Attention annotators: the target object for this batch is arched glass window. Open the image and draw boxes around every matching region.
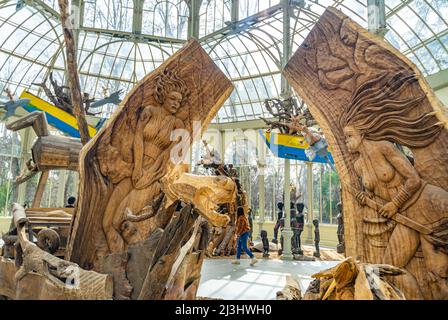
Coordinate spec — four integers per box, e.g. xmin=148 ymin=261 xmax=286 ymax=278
xmin=199 ymin=0 xmax=232 ymax=37
xmin=83 ymin=0 xmax=134 ymax=32
xmin=238 ymin=0 xmax=280 ymax=20
xmin=142 ymin=0 xmax=189 ymax=39
xmin=0 ymin=122 xmax=21 ymax=216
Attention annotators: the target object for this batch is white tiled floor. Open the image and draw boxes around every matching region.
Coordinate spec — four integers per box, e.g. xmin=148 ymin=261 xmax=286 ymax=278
xmin=197 ymin=258 xmax=339 ymax=300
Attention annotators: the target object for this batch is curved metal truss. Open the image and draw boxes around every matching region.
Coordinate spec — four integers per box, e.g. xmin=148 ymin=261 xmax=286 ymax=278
xmin=0 ymin=0 xmax=447 ymax=123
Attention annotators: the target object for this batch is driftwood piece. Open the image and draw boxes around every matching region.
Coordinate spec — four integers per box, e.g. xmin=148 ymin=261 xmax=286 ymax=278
xmin=161 ymin=165 xmax=235 ymax=227
xmin=276 ymin=276 xmax=302 ymax=300
xmin=283 ymin=7 xmax=448 ymax=300
xmin=58 ymin=0 xmax=91 ymax=145
xmin=66 ymin=38 xmax=233 ymax=273
xmin=303 ymin=257 xmax=406 ymax=300
xmin=6 ymin=111 xmax=49 ymax=137
xmin=126 ymin=229 xmax=163 ymax=300
xmin=32 ymin=171 xmax=49 ymax=208
xmin=31 ymin=135 xmax=81 ymax=171
xmin=7 ymin=112 xmax=82 ymax=186
xmin=0 ymin=204 xmax=113 ymax=300
xmin=100 ymin=252 xmax=132 ymax=300
xmin=215 ymin=225 xmax=236 ymax=256
xmin=138 ymin=205 xmax=198 ymax=300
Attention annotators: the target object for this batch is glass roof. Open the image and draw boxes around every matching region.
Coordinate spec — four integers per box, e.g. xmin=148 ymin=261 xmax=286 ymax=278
xmin=0 ymin=0 xmax=447 ymax=124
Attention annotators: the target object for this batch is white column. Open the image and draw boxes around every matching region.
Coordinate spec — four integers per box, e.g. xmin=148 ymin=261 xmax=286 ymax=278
xmin=231 ymin=0 xmax=239 ymax=22
xmin=281 ymin=158 xmax=294 ymax=260
xmin=367 ymin=0 xmax=388 ymax=37
xmin=17 ymin=127 xmax=33 ymax=205
xmin=57 ymin=170 xmax=67 ymax=207
xmin=306 ymin=162 xmax=313 ymax=243
xmin=188 ymin=0 xmax=201 ymax=39
xmin=257 ymin=164 xmax=266 ymax=239
xmin=280 ymin=0 xmax=294 ymax=260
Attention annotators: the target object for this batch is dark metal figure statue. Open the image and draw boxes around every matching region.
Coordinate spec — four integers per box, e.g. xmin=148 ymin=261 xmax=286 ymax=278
xmin=313 ymin=219 xmax=321 ymax=258
xmin=261 ymin=230 xmax=270 ymax=258
xmin=273 ymin=202 xmax=284 ymax=244
xmin=295 ymin=202 xmax=305 ymax=255
xmin=336 ymin=201 xmax=345 ymax=254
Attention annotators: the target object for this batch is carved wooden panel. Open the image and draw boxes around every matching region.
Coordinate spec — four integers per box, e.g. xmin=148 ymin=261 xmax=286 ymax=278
xmin=66 ymin=39 xmax=234 ymax=269
xmin=284 ymin=7 xmax=448 ymax=299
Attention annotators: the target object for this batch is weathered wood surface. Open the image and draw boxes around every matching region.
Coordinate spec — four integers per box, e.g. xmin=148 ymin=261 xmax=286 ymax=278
xmin=62 ymin=39 xmax=232 ymax=299
xmin=6 ymin=111 xmax=49 ymax=137
xmin=303 ymin=257 xmax=405 ymax=300
xmin=6 ymin=112 xmax=81 ymax=186
xmin=32 ymin=135 xmax=81 ymax=171
xmin=0 ymin=204 xmax=113 ymax=300
xmin=276 ymin=276 xmax=302 ymax=300
xmin=32 ymin=171 xmax=49 ymax=208
xmin=284 ymin=7 xmax=448 ymax=300
xmin=58 ymin=0 xmax=91 ymax=145
xmin=67 ymin=39 xmax=233 ymax=267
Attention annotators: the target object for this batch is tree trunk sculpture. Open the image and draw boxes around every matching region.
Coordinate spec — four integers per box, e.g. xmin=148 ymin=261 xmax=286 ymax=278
xmin=58 ymin=0 xmax=91 ymax=145
xmin=283 ymin=7 xmax=448 ymax=300
xmin=65 ymin=39 xmax=233 ymax=299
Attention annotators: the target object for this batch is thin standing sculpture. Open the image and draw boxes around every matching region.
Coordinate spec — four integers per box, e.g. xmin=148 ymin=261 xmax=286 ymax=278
xmin=296 ymin=202 xmax=305 ymax=255
xmin=273 ymin=202 xmax=284 ymax=244
xmin=313 ymin=219 xmax=321 ymax=258
xmin=284 ymin=7 xmax=448 ymax=299
xmin=261 ymin=230 xmax=270 ymax=258
xmin=336 ymin=202 xmax=345 ymax=254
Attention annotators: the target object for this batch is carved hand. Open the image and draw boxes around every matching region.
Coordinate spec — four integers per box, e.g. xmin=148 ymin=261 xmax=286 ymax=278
xmin=378 ymin=202 xmax=398 ymax=219
xmin=355 ymin=191 xmax=370 ymax=205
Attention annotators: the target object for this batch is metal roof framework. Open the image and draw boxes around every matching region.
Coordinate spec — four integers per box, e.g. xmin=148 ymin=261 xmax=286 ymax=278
xmin=0 ymin=0 xmax=447 ymax=123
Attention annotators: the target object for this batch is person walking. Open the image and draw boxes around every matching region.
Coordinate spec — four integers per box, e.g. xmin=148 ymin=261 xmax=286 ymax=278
xmin=232 ymin=207 xmax=258 ymax=266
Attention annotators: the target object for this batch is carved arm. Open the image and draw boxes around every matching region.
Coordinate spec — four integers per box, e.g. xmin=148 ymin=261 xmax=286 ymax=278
xmin=132 ymin=107 xmax=152 ymax=184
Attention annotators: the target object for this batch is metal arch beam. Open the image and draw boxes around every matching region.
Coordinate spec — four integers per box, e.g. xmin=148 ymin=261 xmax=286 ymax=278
xmin=209 ymin=118 xmax=269 ymax=131
xmin=24 ymin=0 xmax=60 ymax=20
xmin=199 ymin=3 xmax=284 ymax=43
xmin=385 ymin=0 xmax=415 ymax=18
xmin=401 ymin=29 xmax=448 ymax=57
xmin=79 ymin=26 xmax=186 ymax=44
xmin=77 ymin=38 xmax=173 ymax=72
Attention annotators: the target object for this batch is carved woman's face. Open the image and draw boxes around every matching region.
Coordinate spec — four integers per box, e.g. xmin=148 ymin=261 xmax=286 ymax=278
xmin=163 ymin=91 xmax=183 ymax=114
xmin=343 ymin=126 xmax=363 ymax=153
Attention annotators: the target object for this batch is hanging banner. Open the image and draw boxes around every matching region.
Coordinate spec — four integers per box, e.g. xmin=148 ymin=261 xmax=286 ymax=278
xmin=259 ymin=129 xmax=334 ymax=164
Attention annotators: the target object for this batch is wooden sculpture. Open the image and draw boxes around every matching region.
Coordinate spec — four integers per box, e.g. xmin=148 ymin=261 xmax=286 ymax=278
xmin=161 ymin=164 xmax=235 ymax=227
xmin=64 ymin=39 xmax=233 ymax=299
xmin=6 ymin=111 xmax=82 ymax=208
xmin=284 ymin=7 xmax=448 ymax=300
xmin=303 ymin=257 xmax=406 ymax=300
xmin=196 ymin=141 xmax=250 ymax=257
xmin=276 ymin=276 xmax=302 ymax=300
xmin=0 ymin=204 xmax=112 ymax=300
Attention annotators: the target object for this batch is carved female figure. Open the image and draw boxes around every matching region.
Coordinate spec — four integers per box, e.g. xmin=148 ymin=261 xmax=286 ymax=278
xmin=102 ymin=69 xmax=190 ymax=254
xmin=340 ymin=71 xmax=448 ymax=299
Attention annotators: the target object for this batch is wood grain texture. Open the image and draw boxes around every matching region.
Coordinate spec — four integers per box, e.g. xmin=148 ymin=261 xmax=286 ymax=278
xmin=0 ymin=204 xmax=113 ymax=300
xmin=276 ymin=276 xmax=302 ymax=300
xmin=58 ymin=0 xmax=91 ymax=145
xmin=66 ymin=38 xmax=233 ymax=276
xmin=283 ymin=7 xmax=448 ymax=299
xmin=304 ymin=257 xmax=405 ymax=300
